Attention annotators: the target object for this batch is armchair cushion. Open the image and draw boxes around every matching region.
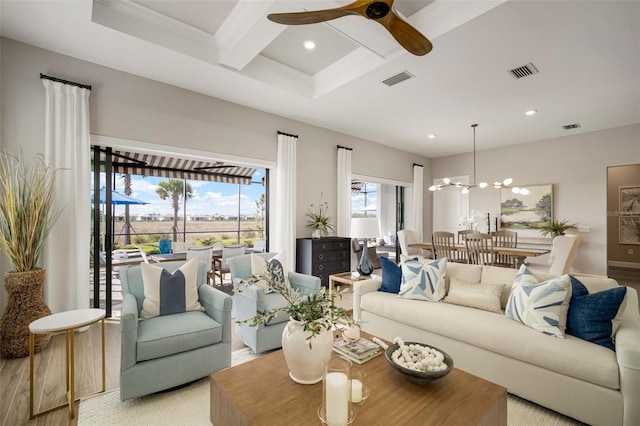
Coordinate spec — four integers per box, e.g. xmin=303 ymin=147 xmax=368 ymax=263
xmin=137 ymin=310 xmax=223 ymax=361
xmin=140 ymin=258 xmax=203 ymax=320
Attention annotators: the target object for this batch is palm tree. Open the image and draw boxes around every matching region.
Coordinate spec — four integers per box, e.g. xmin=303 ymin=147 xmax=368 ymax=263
xmin=156 ymin=179 xmax=193 ymax=241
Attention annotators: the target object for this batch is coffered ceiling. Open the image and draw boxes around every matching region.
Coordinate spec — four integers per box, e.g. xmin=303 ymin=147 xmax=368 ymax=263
xmin=1 ymin=1 xmax=639 ymax=157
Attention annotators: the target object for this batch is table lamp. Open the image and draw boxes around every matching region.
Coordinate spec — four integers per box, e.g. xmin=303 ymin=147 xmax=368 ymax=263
xmin=350 ymin=217 xmax=380 ymax=276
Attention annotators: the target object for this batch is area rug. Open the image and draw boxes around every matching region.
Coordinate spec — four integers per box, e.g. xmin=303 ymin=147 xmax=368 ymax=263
xmin=77 ymin=347 xmax=259 ymax=426
xmin=79 ymin=348 xmax=581 ymax=425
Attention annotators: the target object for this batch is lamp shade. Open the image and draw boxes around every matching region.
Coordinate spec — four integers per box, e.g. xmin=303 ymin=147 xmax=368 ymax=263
xmin=350 ymin=217 xmax=380 ymax=239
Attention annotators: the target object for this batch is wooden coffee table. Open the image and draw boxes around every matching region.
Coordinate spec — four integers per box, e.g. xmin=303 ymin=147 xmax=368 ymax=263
xmin=210 ymin=338 xmax=506 ymax=425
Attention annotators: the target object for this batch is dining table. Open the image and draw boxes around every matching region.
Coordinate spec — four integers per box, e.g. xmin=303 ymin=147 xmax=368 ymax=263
xmin=408 ymin=242 xmax=550 ymax=268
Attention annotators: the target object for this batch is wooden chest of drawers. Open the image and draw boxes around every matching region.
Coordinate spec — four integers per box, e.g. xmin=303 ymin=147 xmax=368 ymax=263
xmin=296 ymin=237 xmax=351 ymax=286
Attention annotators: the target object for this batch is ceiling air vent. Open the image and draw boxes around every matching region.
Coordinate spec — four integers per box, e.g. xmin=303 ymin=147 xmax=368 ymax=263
xmin=563 ymin=123 xmax=581 ymax=130
xmin=383 ymin=71 xmax=414 ymax=87
xmin=508 ymin=62 xmax=539 ymax=79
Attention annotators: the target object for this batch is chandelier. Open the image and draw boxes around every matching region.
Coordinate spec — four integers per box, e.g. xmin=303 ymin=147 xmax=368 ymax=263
xmin=428 ymin=124 xmax=529 ymax=195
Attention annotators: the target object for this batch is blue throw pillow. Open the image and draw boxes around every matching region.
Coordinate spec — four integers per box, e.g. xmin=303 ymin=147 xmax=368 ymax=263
xmin=566 ymin=276 xmax=627 ymax=351
xmin=378 ymin=256 xmax=402 ymax=294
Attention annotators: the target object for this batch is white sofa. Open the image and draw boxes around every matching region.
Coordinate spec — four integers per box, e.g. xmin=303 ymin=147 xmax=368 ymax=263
xmin=353 ymin=262 xmax=640 ymax=426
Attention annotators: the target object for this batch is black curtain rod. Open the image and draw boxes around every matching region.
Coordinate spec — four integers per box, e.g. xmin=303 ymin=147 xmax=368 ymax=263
xmin=40 ymin=73 xmax=92 ymax=91
xmin=277 ymin=130 xmax=298 ymax=138
xmin=337 ymin=145 xmax=353 ymax=151
xmin=413 ymin=163 xmax=424 ymax=168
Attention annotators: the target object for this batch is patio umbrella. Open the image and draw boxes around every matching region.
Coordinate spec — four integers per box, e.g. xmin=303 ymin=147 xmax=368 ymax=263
xmin=93 ymin=188 xmax=148 ymax=205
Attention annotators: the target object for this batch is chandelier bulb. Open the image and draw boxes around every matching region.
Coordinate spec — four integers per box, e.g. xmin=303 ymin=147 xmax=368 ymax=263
xmin=429 ymin=185 xmax=437 ymax=191
xmin=520 ymin=188 xmax=531 ymax=195
xmin=503 ymin=178 xmax=513 ymax=186
xmin=512 ymin=187 xmax=521 ymax=194
xmin=461 ymin=187 xmax=470 ymax=194
xmin=479 ymin=182 xmax=488 ymax=189
xmin=443 ymin=177 xmax=451 ymax=185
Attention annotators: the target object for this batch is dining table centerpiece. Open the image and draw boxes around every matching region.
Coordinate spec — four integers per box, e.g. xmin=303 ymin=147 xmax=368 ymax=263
xmin=238 ymin=262 xmax=355 ymax=384
xmin=0 ymin=153 xmax=62 ymax=358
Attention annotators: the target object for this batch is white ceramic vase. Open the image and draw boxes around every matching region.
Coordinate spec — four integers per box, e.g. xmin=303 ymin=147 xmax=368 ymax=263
xmin=282 ymin=318 xmax=333 ymax=384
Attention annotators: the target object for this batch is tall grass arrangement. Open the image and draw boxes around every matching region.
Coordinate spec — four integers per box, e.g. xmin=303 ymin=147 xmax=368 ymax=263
xmin=0 ymin=153 xmax=62 ymax=272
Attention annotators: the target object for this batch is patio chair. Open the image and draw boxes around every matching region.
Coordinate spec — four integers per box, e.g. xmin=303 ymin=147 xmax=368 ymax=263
xmin=213 ymin=244 xmax=246 ymax=286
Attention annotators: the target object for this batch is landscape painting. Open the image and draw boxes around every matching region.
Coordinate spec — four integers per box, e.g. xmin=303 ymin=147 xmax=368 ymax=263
xmin=500 ymin=184 xmax=553 ymax=230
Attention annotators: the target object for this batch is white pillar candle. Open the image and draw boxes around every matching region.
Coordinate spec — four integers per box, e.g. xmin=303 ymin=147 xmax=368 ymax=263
xmin=350 ymin=379 xmax=362 ymax=403
xmin=326 ymin=372 xmax=348 ymax=425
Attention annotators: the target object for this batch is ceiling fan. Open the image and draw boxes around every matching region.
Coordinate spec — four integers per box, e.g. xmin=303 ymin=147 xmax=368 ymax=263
xmin=267 ymin=0 xmax=432 ymax=56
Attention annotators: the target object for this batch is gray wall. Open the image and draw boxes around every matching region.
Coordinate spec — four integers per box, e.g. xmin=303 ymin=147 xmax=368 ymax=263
xmin=0 ymin=37 xmax=431 ymax=312
xmin=431 ymin=124 xmax=640 ymax=275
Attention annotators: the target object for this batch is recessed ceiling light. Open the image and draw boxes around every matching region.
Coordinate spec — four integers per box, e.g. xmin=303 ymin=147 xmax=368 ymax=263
xmin=428 ymin=134 xmax=436 ymax=139
xmin=303 ymin=40 xmax=316 ymax=50
xmin=525 ymin=110 xmax=537 ymax=116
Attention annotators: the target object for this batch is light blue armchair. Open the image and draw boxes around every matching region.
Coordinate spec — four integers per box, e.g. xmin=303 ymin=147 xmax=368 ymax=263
xmin=229 ymin=252 xmax=321 ymax=353
xmin=119 ymin=261 xmax=232 ymax=400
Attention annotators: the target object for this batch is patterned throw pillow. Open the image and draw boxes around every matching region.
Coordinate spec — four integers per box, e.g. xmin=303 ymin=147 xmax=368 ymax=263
xmin=566 ymin=276 xmax=627 ymax=351
xmin=505 ymin=265 xmax=572 ymax=338
xmin=398 ymin=257 xmax=447 ymax=301
xmin=444 ymin=277 xmax=505 ymax=314
xmin=251 ymin=252 xmax=290 ymax=292
xmin=140 ymin=258 xmax=204 ymax=320
xmin=378 ymin=256 xmax=403 ymax=294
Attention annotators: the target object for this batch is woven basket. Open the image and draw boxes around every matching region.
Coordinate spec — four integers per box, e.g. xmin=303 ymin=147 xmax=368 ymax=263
xmin=0 ymin=269 xmax=52 ymax=358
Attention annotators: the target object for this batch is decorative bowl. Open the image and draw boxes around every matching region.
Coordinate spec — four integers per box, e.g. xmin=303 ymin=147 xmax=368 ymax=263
xmin=384 ymin=342 xmax=454 ymax=385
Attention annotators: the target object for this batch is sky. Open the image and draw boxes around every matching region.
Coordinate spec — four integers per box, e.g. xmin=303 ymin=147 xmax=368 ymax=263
xmin=98 ymin=170 xmax=265 ymax=217
xmin=97 ymin=170 xmax=378 ymax=217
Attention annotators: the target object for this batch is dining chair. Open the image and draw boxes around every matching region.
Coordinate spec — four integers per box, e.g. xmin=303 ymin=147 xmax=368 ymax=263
xmin=431 ymin=232 xmax=464 ymax=263
xmin=491 ymin=230 xmax=518 ymax=268
xmin=465 ymin=233 xmax=493 ymax=265
xmin=528 ymin=235 xmax=582 ymax=276
xmin=213 ymin=244 xmax=246 ymax=286
xmin=186 ymin=246 xmax=214 ymax=285
xmin=456 ymin=230 xmax=474 ymax=263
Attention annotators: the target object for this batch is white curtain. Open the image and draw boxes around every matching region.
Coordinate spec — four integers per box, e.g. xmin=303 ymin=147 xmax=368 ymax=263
xmin=271 ymin=132 xmax=297 ymax=271
xmin=336 ymin=147 xmax=352 ymax=237
xmin=410 ymin=164 xmax=424 ymax=241
xmin=42 ymin=79 xmax=91 ymax=313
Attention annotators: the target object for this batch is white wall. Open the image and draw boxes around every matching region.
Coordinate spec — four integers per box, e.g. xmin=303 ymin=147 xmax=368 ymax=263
xmin=431 ymin=124 xmax=640 ymax=275
xmin=0 ymin=37 xmax=431 ymax=312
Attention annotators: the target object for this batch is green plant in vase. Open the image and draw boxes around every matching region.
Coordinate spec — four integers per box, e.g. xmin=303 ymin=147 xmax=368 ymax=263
xmin=237 ymin=262 xmax=354 ymax=345
xmin=305 ymin=193 xmax=335 ymax=238
xmin=539 ymin=219 xmax=577 ymax=238
xmin=237 ymin=261 xmax=356 ymax=384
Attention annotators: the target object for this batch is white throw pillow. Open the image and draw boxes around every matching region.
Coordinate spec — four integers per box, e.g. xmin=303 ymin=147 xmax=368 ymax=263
xmin=505 ymin=265 xmax=572 ymax=338
xmin=445 ymin=277 xmax=505 ymax=314
xmin=250 ymin=252 xmax=290 ymax=292
xmin=140 ymin=258 xmax=203 ymax=320
xmin=398 ymin=257 xmax=447 ymax=301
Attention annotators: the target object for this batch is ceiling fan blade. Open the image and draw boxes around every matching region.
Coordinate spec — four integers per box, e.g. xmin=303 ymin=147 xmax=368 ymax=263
xmin=380 ymin=11 xmax=433 ymax=56
xmin=267 ymin=9 xmax=356 ymax=25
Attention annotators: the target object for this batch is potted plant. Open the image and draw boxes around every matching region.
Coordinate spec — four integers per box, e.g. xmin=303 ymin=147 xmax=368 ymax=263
xmin=0 ymin=153 xmax=62 ymax=358
xmin=539 ymin=219 xmax=577 ymax=238
xmin=238 ymin=262 xmax=354 ymax=384
xmin=305 ymin=193 xmax=335 ymax=238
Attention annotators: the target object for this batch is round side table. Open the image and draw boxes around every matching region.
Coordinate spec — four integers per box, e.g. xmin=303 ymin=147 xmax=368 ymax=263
xmin=29 ymin=308 xmax=106 ymax=419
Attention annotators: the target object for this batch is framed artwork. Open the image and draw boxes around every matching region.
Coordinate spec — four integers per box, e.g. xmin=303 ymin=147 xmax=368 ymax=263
xmin=500 ymin=184 xmax=553 ymax=230
xmin=620 ymin=186 xmax=640 ymax=215
xmin=619 ymin=216 xmax=640 ymax=244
